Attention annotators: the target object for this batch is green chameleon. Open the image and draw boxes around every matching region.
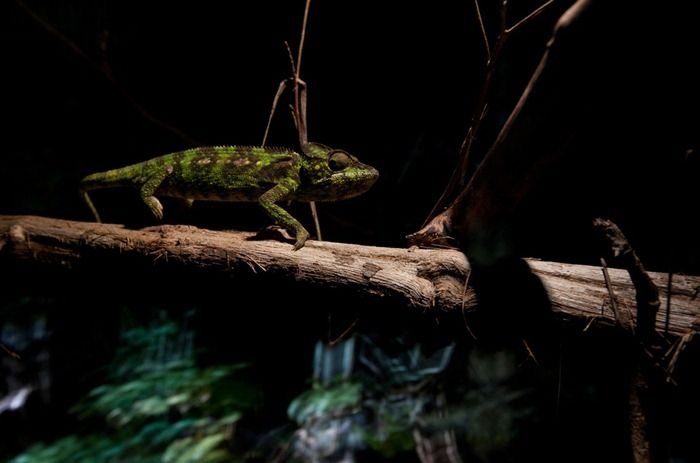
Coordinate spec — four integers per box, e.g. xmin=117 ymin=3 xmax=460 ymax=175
xmin=80 ymin=143 xmax=379 ymax=250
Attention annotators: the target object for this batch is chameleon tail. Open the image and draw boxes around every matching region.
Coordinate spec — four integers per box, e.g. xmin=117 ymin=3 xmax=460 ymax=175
xmin=79 ymin=166 xmax=140 ymax=223
xmin=80 ymin=189 xmax=102 ymax=222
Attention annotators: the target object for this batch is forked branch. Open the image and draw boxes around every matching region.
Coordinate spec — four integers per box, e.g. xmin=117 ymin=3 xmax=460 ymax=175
xmin=423 ymin=0 xmax=557 ymax=224
xmin=261 ymin=0 xmax=321 ymax=240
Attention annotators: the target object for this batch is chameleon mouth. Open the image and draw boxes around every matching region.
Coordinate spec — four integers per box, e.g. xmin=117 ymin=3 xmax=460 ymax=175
xmin=327 ymin=166 xmax=379 ymax=199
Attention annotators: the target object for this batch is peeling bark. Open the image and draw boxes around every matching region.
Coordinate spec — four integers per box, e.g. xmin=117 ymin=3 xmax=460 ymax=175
xmin=1 ymin=215 xmax=698 ymax=338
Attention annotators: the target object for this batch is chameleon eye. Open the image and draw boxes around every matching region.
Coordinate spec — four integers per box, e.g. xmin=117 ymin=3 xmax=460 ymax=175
xmin=328 ymin=151 xmax=352 ymax=171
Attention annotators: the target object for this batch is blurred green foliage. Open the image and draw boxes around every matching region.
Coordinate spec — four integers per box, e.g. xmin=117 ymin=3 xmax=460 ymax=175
xmin=434 ymin=350 xmax=532 ymax=459
xmin=285 ymin=339 xmax=533 ymax=461
xmin=288 ymin=381 xmax=362 ymax=425
xmin=9 ymin=313 xmax=257 ymax=463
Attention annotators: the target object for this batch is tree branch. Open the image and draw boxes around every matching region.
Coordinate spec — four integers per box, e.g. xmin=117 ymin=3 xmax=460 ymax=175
xmin=2 ymin=215 xmax=698 ymax=338
xmin=505 ymin=0 xmax=556 ymax=34
xmin=421 ymin=0 xmax=557 ymax=226
xmin=473 ymin=0 xmax=491 ymax=63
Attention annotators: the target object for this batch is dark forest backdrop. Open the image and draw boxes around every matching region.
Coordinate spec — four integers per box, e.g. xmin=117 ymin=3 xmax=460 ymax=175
xmin=3 ymin=1 xmax=698 ymax=269
xmin=2 ymin=0 xmax=698 ymax=269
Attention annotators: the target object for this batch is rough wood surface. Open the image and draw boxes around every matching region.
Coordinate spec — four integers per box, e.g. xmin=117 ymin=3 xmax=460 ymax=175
xmin=1 ymin=215 xmax=698 ymax=336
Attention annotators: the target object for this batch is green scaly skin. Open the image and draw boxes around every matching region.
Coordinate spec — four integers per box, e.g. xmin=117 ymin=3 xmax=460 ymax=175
xmin=80 ymin=143 xmax=379 ymax=250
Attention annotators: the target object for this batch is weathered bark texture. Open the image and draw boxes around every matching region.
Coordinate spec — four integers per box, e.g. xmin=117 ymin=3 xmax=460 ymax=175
xmin=1 ymin=215 xmax=698 ymax=337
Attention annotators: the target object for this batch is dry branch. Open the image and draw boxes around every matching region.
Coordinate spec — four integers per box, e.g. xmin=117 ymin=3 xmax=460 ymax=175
xmin=593 ymin=218 xmax=663 ymax=463
xmin=1 ymin=215 xmax=698 ymax=337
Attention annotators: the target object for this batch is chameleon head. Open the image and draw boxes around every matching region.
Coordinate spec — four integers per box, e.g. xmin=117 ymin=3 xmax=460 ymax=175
xmin=299 ymin=143 xmax=379 ymax=201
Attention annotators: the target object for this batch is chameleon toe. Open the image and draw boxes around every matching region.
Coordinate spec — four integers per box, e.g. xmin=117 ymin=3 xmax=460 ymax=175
xmin=295 ymin=229 xmax=310 ymax=250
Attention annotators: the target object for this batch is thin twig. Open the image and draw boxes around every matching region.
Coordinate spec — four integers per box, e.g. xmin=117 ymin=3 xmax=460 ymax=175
xmin=13 ymin=0 xmax=196 ymax=145
xmin=310 ymin=201 xmax=322 ymax=241
xmin=665 ymin=332 xmax=693 ymax=382
xmin=522 ymin=339 xmax=540 ymax=366
xmin=328 ymin=318 xmax=360 ymax=347
xmin=293 ymin=0 xmax=322 ymax=242
xmin=242 ymin=252 xmax=267 ymax=273
xmin=460 ymin=270 xmax=477 ymax=340
xmin=583 ymin=316 xmax=596 ymax=332
xmin=600 ymin=258 xmax=621 ymax=323
xmin=262 ymin=79 xmax=290 ymax=146
xmin=1 ymin=343 xmax=21 ymax=360
xmin=294 ymin=0 xmax=312 ymax=146
xmin=499 ymin=0 xmax=509 ymax=38
xmin=263 ymin=2 xmax=321 ymax=240
xmin=285 ymin=41 xmax=297 ymax=76
xmin=421 ymin=0 xmax=557 ymax=226
xmin=259 ymin=40 xmax=300 ymax=145
xmin=506 ymin=0 xmax=556 ymax=34
xmin=665 ymin=271 xmax=673 ymax=334
xmin=473 ymin=0 xmax=491 ymax=63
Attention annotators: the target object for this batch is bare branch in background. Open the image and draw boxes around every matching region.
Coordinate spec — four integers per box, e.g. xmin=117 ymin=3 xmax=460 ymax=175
xmin=422 ymin=0 xmax=557 ymax=225
xmin=473 ymin=0 xmax=491 ymax=63
xmin=12 ymin=0 xmax=197 ymax=145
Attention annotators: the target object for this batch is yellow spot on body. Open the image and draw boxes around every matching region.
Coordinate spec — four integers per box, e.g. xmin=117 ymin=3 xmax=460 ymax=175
xmin=197 ymin=158 xmax=212 ymax=165
xmin=314 ymin=164 xmax=321 ymax=170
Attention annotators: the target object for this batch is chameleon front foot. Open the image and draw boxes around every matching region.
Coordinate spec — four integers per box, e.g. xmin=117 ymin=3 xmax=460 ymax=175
xmin=143 ymin=196 xmax=164 ymax=220
xmin=292 ymin=228 xmax=311 ymax=251
xmin=253 ymin=225 xmax=310 ymax=250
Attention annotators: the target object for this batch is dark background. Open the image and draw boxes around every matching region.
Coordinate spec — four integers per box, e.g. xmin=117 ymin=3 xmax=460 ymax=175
xmin=2 ymin=0 xmax=475 ymax=244
xmin=1 ymin=0 xmax=579 ymax=251
xmin=2 ymin=0 xmax=698 ymax=271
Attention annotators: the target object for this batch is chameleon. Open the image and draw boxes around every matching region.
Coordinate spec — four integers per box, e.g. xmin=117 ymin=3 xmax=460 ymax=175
xmin=80 ymin=143 xmax=379 ymax=250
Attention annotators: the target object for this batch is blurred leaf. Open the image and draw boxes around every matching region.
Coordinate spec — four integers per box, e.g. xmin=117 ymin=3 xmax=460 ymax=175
xmin=10 ymin=315 xmax=254 ymax=463
xmin=288 ymin=381 xmax=362 ymax=424
xmin=163 ymin=437 xmax=193 ymax=463
xmin=151 ymin=419 xmax=197 ymax=446
xmin=176 ymin=433 xmax=228 ymax=463
xmin=365 ymin=426 xmax=414 ymax=458
xmin=217 ymin=412 xmax=242 ymax=426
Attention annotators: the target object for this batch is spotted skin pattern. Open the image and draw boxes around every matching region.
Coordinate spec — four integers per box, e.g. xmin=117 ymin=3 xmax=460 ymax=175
xmin=80 ymin=143 xmax=378 ymax=249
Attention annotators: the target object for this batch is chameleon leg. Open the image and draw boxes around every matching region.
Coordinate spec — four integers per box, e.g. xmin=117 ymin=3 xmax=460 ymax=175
xmin=140 ymin=173 xmax=168 ymax=220
xmin=259 ymin=180 xmax=310 ymax=250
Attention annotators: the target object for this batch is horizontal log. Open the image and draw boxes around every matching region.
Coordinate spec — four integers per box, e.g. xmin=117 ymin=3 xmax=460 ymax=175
xmin=1 ymin=215 xmax=698 ymax=336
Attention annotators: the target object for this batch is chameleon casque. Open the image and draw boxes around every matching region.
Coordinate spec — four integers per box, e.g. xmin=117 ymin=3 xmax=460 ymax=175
xmin=80 ymin=143 xmax=379 ymax=250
